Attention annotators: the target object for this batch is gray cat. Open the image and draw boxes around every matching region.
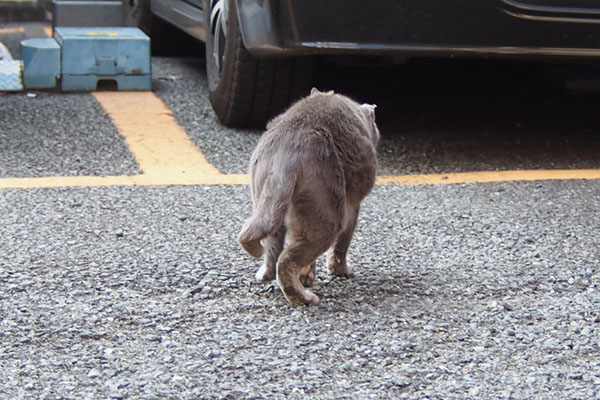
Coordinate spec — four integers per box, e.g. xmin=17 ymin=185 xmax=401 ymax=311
xmin=238 ymin=88 xmax=380 ymax=306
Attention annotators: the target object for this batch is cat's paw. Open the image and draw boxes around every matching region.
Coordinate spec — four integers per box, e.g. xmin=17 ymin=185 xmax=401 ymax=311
xmin=284 ymin=288 xmax=320 ymax=307
xmin=301 ymin=289 xmax=320 ymax=306
xmin=327 ymin=255 xmax=353 ymax=276
xmin=255 ymin=263 xmax=275 ymax=282
xmin=277 ymin=267 xmax=320 ymax=307
xmin=299 ymin=263 xmax=317 ymax=287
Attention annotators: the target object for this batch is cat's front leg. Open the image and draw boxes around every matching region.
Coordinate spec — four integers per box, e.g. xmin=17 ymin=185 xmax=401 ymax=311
xmin=327 ymin=206 xmax=359 ymax=276
xmin=327 ymin=251 xmax=353 ymax=276
xmin=255 ymin=263 xmax=274 ymax=282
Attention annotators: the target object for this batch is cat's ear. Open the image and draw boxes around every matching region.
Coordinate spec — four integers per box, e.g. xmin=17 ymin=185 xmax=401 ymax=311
xmin=310 ymin=88 xmax=334 ymax=95
xmin=362 ymin=103 xmax=377 ymax=122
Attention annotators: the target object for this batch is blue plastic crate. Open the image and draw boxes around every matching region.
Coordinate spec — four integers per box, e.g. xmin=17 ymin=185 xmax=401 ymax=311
xmin=54 ymin=27 xmax=151 ymax=91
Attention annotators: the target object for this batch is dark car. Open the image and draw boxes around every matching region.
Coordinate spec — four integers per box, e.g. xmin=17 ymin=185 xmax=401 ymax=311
xmin=122 ymin=0 xmax=600 ymax=127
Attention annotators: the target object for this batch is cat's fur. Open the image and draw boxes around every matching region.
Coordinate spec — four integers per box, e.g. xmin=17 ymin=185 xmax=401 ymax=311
xmin=238 ymin=88 xmax=380 ymax=306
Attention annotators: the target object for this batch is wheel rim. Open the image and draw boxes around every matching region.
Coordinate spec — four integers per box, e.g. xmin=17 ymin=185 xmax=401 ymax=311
xmin=209 ymin=0 xmax=228 ymax=74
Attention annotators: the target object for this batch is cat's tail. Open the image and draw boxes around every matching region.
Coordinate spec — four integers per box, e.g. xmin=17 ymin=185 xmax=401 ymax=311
xmin=238 ymin=173 xmax=296 ymax=258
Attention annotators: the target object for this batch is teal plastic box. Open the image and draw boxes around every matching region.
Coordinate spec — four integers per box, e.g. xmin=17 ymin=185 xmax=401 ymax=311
xmin=54 ymin=27 xmax=151 ymax=91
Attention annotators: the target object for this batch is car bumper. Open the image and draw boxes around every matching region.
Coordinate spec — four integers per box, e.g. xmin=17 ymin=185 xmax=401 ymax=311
xmin=235 ymin=0 xmax=600 ymax=59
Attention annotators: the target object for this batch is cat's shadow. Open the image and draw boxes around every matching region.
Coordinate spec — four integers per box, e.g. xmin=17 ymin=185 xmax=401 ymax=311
xmin=249 ymin=265 xmax=431 ymax=310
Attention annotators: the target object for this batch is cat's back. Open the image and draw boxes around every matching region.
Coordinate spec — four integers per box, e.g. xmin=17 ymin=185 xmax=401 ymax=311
xmin=255 ymin=94 xmax=341 ymax=158
xmin=262 ymin=91 xmax=373 ymax=153
xmin=253 ymin=90 xmax=378 ymax=197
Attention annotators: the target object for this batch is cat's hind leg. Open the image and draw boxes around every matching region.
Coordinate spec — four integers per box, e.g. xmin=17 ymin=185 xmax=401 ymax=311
xmin=327 ymin=205 xmax=359 ymax=277
xmin=276 ymin=228 xmax=335 ymax=306
xmin=276 ymin=250 xmax=321 ymax=306
xmin=255 ymin=226 xmax=285 ymax=282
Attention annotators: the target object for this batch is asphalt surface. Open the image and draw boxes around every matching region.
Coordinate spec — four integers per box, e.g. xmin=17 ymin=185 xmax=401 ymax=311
xmin=2 ymin=23 xmax=600 ymax=399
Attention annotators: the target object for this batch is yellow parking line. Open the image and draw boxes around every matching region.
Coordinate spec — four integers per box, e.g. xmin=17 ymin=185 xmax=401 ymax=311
xmin=2 ymin=169 xmax=599 ymax=189
xmin=0 ymin=27 xmax=25 ymax=34
xmin=376 ymin=169 xmax=600 ymax=185
xmin=0 ymin=173 xmax=250 ymax=189
xmin=0 ymin=175 xmax=141 ymax=189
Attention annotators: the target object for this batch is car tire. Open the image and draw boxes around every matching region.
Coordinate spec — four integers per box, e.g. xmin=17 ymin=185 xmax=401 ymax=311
xmin=205 ymin=0 xmax=314 ymax=128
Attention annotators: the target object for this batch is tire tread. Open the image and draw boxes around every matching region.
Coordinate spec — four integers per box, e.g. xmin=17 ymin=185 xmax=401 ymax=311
xmin=208 ymin=3 xmax=315 ymax=128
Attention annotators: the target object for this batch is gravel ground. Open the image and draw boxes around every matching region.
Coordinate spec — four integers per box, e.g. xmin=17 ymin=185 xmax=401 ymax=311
xmin=1 ymin=182 xmax=598 ymax=399
xmin=1 ymin=92 xmax=140 ymax=178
